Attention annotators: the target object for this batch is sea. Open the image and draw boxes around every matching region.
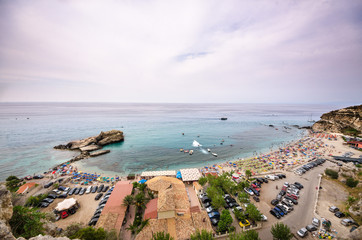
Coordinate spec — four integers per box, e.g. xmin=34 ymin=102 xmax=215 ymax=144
xmin=0 ymin=102 xmax=340 ymax=181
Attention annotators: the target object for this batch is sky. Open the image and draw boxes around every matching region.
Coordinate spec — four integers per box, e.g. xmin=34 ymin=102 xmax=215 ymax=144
xmin=0 ymin=0 xmax=361 ymax=104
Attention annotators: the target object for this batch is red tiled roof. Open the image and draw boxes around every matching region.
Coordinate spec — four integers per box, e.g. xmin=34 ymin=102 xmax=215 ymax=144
xmin=16 ymin=182 xmax=36 ymax=194
xmin=96 ymin=181 xmax=133 ymax=232
xmin=144 ymin=198 xmax=158 ymax=220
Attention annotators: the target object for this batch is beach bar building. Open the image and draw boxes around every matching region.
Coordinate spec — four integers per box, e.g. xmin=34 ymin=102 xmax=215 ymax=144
xmin=180 ymin=168 xmax=202 ymax=183
xmin=140 ymin=170 xmax=176 ymax=180
xmin=347 ymin=140 xmax=362 ymax=149
xmin=96 ymin=181 xmax=133 ymax=234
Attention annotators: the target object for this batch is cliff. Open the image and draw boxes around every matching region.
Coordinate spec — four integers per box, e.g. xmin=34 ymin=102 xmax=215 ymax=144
xmin=54 ymin=130 xmax=124 ymax=162
xmin=312 ymin=105 xmax=362 ymax=136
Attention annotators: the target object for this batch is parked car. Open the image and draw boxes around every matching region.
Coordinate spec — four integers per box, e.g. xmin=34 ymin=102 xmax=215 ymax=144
xmin=88 ymin=217 xmax=99 ymax=226
xmin=262 ymin=178 xmax=268 ymax=183
xmin=232 ymin=206 xmax=243 ymax=213
xmin=42 ymin=198 xmax=54 ymax=203
xmin=204 ymin=202 xmax=211 ymax=208
xmin=244 ymin=187 xmax=254 ymax=196
xmin=58 ymin=193 xmax=68 ymax=198
xmin=206 ymin=207 xmax=214 ymax=213
xmin=335 ymin=211 xmax=345 ymax=218
xmin=253 ymin=196 xmax=260 ymax=202
xmin=39 ymin=202 xmax=50 ymax=208
xmin=47 ymin=194 xmax=57 ymax=199
xmin=306 ymin=224 xmax=317 ymax=232
xmin=297 ymin=227 xmax=308 ymax=238
xmin=202 ymin=196 xmax=211 ymax=204
xmin=261 ymin=214 xmax=267 ymax=221
xmin=210 ymin=218 xmax=219 ymax=226
xmin=329 ymin=206 xmax=339 ymax=213
xmin=97 ymin=185 xmax=104 ymax=193
xmin=25 ymin=176 xmax=33 ymax=180
xmin=79 ymin=187 xmax=86 ymax=195
xmin=269 ymin=209 xmax=280 ymax=219
xmin=250 ymin=187 xmax=260 ymax=196
xmin=92 ymin=186 xmax=98 ymax=193
xmin=95 ymin=193 xmax=103 ymax=200
xmin=312 ymin=217 xmax=320 ymax=227
xmin=53 ymin=189 xmax=62 ymax=195
xmin=102 ymin=186 xmax=109 ymax=192
xmin=208 ymin=211 xmax=220 ymax=219
xmin=239 ymin=219 xmax=250 ymax=227
xmin=274 ymin=207 xmax=284 ymax=216
xmin=75 ymin=187 xmax=82 ymax=195
xmin=271 ymin=199 xmax=279 ymax=206
xmin=86 ymin=186 xmax=92 ymax=194
xmin=58 ymin=186 xmax=67 ymax=191
xmin=341 ymin=218 xmax=355 ymax=226
xmin=44 ymin=182 xmax=53 ymax=188
xmin=68 ymin=188 xmax=76 ymax=195
xmin=33 ymin=175 xmax=44 ymax=179
xmin=284 ymin=196 xmax=298 ymax=205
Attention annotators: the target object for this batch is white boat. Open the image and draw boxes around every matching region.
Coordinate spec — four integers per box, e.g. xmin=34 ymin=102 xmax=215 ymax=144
xmin=212 ymin=153 xmax=218 ymax=157
xmin=192 ymin=140 xmax=202 ymax=147
xmin=207 ymin=148 xmax=211 ymax=152
xmin=189 ymin=150 xmax=194 ymax=155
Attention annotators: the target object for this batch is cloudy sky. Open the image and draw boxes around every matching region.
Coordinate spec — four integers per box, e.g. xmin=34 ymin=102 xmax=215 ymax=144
xmin=0 ymin=0 xmax=361 ymax=103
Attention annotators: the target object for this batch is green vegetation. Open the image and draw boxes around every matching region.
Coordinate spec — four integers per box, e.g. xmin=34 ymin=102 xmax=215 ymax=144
xmin=199 ymin=176 xmax=208 ymax=186
xmin=245 ymin=170 xmax=252 ymax=179
xmin=342 ymin=127 xmax=360 ymax=137
xmin=25 ymin=194 xmax=47 ymax=207
xmin=53 ymin=183 xmax=59 ymax=189
xmin=6 ymin=175 xmax=22 ymax=192
xmin=245 ymin=203 xmax=262 ymax=223
xmin=346 ymin=177 xmax=359 ymax=188
xmin=151 ymin=231 xmax=174 ymax=240
xmin=190 ymin=229 xmax=214 ymax=240
xmin=325 ymin=169 xmax=339 ymax=179
xmin=68 ymin=226 xmax=117 ymax=240
xmin=218 ymin=209 xmax=233 ymax=232
xmin=123 ymin=194 xmax=134 ymax=207
xmin=9 ymin=206 xmax=47 ymax=238
xmin=229 ymin=230 xmax=260 ymax=240
xmin=270 ymin=223 xmax=293 ymax=240
xmin=238 ymin=192 xmax=250 ymax=204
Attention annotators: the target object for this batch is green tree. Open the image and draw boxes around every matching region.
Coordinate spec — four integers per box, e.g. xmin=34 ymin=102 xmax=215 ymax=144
xmin=25 ymin=194 xmax=47 ymax=207
xmin=132 ymin=181 xmax=139 ymax=189
xmin=245 ymin=204 xmax=262 ymax=223
xmin=245 ymin=170 xmax=252 ymax=179
xmin=123 ymin=194 xmax=134 ymax=207
xmin=134 ymin=192 xmax=148 ymax=209
xmin=229 ymin=230 xmax=260 ymax=240
xmin=151 ymin=231 xmax=174 ymax=240
xmin=270 ymin=223 xmax=293 ymax=240
xmin=139 ymin=183 xmax=147 ymax=192
xmin=9 ymin=206 xmax=46 ymax=238
xmin=199 ymin=177 xmax=208 ymax=186
xmin=211 ymin=194 xmax=225 ymax=209
xmin=218 ymin=209 xmax=233 ymax=232
xmin=71 ymin=226 xmax=107 ymax=240
xmin=346 ymin=178 xmax=359 ymax=188
xmin=233 ymin=207 xmax=244 ymax=221
xmin=238 ymin=192 xmax=250 ymax=204
xmin=6 ymin=175 xmax=22 ymax=192
xmin=191 ymin=229 xmax=214 ymax=240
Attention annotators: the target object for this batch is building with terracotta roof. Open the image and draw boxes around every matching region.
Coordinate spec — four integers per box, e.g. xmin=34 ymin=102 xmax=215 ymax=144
xmin=136 ymin=176 xmax=213 ymax=240
xmin=16 ymin=182 xmax=36 ymax=194
xmin=144 ymin=198 xmax=158 ymax=220
xmin=96 ymin=181 xmax=133 ymax=234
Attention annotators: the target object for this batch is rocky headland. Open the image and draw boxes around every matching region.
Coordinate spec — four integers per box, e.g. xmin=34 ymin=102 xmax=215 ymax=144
xmin=312 ymin=104 xmax=362 ymax=136
xmin=54 ymin=130 xmax=124 ymax=163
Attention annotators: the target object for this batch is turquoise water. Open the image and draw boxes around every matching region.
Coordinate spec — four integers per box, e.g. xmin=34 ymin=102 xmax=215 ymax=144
xmin=0 ymin=103 xmax=339 ymax=180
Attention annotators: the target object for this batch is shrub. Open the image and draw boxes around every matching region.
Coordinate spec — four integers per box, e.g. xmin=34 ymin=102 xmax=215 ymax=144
xmin=270 ymin=223 xmax=293 ymax=240
xmin=325 ymin=169 xmax=338 ymax=179
xmin=71 ymin=226 xmax=107 ymax=240
xmin=190 ymin=229 xmax=214 ymax=240
xmin=25 ymin=194 xmax=47 ymax=207
xmin=198 ymin=177 xmax=208 ymax=186
xmin=6 ymin=175 xmax=22 ymax=192
xmin=9 ymin=206 xmax=46 ymax=238
xmin=151 ymin=231 xmax=174 ymax=240
xmin=346 ymin=178 xmax=359 ymax=188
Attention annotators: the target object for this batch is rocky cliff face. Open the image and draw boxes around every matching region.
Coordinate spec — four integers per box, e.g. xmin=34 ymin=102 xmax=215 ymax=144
xmin=312 ymin=105 xmax=362 ymax=136
xmin=0 ymin=184 xmax=15 ymax=240
xmin=54 ymin=130 xmax=124 ymax=162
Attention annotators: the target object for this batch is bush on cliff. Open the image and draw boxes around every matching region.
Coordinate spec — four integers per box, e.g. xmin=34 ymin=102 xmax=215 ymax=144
xmin=6 ymin=175 xmax=22 ymax=192
xmin=25 ymin=194 xmax=47 ymax=207
xmin=346 ymin=178 xmax=359 ymax=188
xmin=325 ymin=169 xmax=339 ymax=179
xmin=9 ymin=206 xmax=46 ymax=238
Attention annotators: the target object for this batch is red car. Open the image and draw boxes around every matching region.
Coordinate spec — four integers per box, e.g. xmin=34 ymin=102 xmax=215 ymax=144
xmin=251 ymin=184 xmax=260 ymax=192
xmin=287 ymin=193 xmax=298 ymax=200
xmin=61 ymin=211 xmax=69 ymax=219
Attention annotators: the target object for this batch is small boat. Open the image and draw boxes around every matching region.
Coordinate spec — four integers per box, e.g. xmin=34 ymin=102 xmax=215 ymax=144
xmin=189 ymin=150 xmax=194 ymax=155
xmin=207 ymin=148 xmax=211 ymax=152
xmin=193 ymin=140 xmax=202 ymax=147
xmin=212 ymin=153 xmax=218 ymax=157
xmin=184 ymin=150 xmax=189 ymax=153
xmin=220 ymin=142 xmax=223 ymax=145
xmin=220 ymin=117 xmax=227 ymax=120
xmin=180 ymin=148 xmax=184 ymax=152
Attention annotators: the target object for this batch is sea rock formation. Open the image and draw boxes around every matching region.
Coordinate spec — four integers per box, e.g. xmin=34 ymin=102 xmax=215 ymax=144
xmin=54 ymin=130 xmax=124 ymax=162
xmin=312 ymin=105 xmax=362 ymax=136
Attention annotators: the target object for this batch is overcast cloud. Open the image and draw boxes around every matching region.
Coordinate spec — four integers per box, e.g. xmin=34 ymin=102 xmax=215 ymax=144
xmin=0 ymin=0 xmax=361 ymax=103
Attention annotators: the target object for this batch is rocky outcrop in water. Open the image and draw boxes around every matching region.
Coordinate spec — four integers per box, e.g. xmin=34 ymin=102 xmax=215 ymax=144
xmin=54 ymin=130 xmax=124 ymax=162
xmin=312 ymin=105 xmax=362 ymax=136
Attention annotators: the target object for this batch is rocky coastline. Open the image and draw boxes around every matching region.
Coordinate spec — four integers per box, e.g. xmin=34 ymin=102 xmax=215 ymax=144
xmin=54 ymin=130 xmax=124 ymax=163
xmin=312 ymin=104 xmax=362 ymax=136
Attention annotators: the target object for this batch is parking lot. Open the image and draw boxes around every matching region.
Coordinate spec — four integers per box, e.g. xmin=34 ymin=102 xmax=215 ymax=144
xmin=256 ymin=160 xmax=336 ymax=239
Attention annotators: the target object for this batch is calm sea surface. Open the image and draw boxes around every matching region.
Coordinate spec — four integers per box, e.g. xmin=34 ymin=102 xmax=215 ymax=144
xmin=0 ymin=103 xmax=339 ymax=180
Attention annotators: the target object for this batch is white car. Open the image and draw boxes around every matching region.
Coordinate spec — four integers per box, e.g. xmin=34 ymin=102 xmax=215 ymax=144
xmin=52 ymin=189 xmax=62 ymax=195
xmin=312 ymin=217 xmax=320 ymax=227
xmin=261 ymin=214 xmax=267 ymax=221
xmin=297 ymin=228 xmax=308 ymax=238
xmin=232 ymin=206 xmax=243 ymax=213
xmin=244 ymin=187 xmax=254 ymax=196
xmin=86 ymin=186 xmax=92 ymax=194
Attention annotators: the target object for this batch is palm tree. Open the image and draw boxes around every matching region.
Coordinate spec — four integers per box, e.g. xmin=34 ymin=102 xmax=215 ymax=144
xmin=126 ymin=223 xmax=138 ymax=235
xmin=190 ymin=229 xmax=214 ymax=240
xmin=123 ymin=195 xmax=134 ymax=207
xmin=134 ymin=192 xmax=147 ymax=210
xmin=270 ymin=223 xmax=293 ymax=240
xmin=151 ymin=232 xmax=174 ymax=240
